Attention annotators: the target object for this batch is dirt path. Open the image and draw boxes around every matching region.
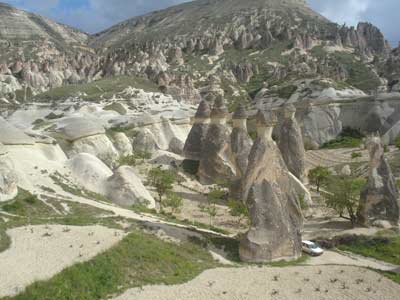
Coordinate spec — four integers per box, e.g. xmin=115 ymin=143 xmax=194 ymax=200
xmin=306 ymin=250 xmax=399 ymax=273
xmin=111 ymin=265 xmax=400 ymax=300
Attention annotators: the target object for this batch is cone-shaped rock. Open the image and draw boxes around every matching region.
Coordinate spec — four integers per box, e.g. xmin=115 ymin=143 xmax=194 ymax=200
xmin=278 ymin=104 xmax=306 ymax=181
xmin=357 ymin=137 xmax=400 ymax=227
xmin=240 ymin=109 xmax=303 ymax=263
xmin=183 ymin=100 xmax=211 ymax=160
xmin=198 ymin=96 xmax=235 ymax=184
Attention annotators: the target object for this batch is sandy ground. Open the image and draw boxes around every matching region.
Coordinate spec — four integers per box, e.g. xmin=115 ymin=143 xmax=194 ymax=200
xmin=0 ymin=225 xmax=124 ymax=298
xmin=111 ymin=265 xmax=400 ymax=300
xmin=306 ymin=250 xmax=399 ymax=272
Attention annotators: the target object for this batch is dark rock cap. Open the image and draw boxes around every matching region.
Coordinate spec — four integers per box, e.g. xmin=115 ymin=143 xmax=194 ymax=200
xmin=195 ymin=100 xmax=211 ymax=118
xmin=211 ymin=95 xmax=228 ymax=118
xmin=233 ymin=104 xmax=248 ymax=119
xmin=256 ymin=110 xmax=278 ymax=127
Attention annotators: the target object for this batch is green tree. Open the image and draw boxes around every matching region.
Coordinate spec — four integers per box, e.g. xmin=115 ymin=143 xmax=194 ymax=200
xmin=324 ymin=175 xmax=366 ymax=226
xmin=227 ymin=199 xmax=249 ymax=226
xmin=199 ymin=188 xmax=221 ymax=226
xmin=308 ymin=166 xmax=331 ymax=192
xmin=147 ymin=167 xmax=176 ymax=211
xmin=163 ymin=192 xmax=183 ymax=214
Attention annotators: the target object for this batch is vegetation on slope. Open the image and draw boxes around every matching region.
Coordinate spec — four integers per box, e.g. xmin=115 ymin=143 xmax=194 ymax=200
xmin=2 ymin=231 xmax=218 ymax=300
xmin=34 ymin=75 xmax=159 ymax=102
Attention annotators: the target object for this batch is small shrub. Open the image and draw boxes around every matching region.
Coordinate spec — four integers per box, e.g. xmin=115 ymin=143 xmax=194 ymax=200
xmin=181 ymin=159 xmax=199 ymax=175
xmin=351 ymin=152 xmax=362 ymax=159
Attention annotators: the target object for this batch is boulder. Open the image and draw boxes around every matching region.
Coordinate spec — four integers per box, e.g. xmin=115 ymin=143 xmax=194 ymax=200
xmin=183 ymin=100 xmax=211 ymax=160
xmin=198 ymin=97 xmax=236 ymax=184
xmin=357 ymin=137 xmax=400 ymax=226
xmin=69 ymin=134 xmax=119 ymax=166
xmin=168 ymin=137 xmax=184 ymax=155
xmin=239 ymin=110 xmax=303 ymax=263
xmin=278 ymin=104 xmax=306 ymax=181
xmin=106 ymin=166 xmax=155 ymax=208
xmin=150 ymin=150 xmax=184 ymax=167
xmin=67 ymin=153 xmax=113 ymax=195
xmin=0 ymin=156 xmax=18 ymax=202
xmin=133 ymin=128 xmax=158 ymax=154
xmin=111 ymin=132 xmax=133 ymax=156
xmin=104 ymin=102 xmax=128 ymax=115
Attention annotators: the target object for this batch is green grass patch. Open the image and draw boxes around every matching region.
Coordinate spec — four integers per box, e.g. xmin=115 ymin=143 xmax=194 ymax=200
xmin=0 ymin=188 xmax=54 ymax=217
xmin=3 ymin=231 xmax=218 ymax=300
xmin=338 ymin=236 xmax=400 ymax=265
xmin=34 ymin=75 xmax=158 ymax=102
xmin=322 ymin=127 xmax=364 ymax=149
xmin=50 ymin=172 xmax=110 ymax=203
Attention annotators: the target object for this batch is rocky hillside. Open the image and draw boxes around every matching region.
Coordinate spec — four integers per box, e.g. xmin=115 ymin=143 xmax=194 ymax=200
xmin=1 ymin=0 xmax=400 ymax=108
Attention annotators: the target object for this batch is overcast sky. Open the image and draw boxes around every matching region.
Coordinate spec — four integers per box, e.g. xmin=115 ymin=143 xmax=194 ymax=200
xmin=3 ymin=0 xmax=399 ymax=46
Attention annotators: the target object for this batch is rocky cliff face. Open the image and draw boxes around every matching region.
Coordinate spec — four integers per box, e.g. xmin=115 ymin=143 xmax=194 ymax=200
xmin=357 ymin=136 xmax=400 ymax=226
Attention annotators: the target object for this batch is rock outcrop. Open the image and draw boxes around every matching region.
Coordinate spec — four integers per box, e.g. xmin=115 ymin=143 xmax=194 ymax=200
xmin=198 ymin=96 xmax=236 ymax=184
xmin=106 ymin=166 xmax=155 ymax=208
xmin=230 ymin=104 xmax=253 ymax=199
xmin=357 ymin=137 xmax=400 ymax=227
xmin=0 ymin=155 xmax=18 ymax=202
xmin=183 ymin=100 xmax=211 ymax=160
xmin=240 ymin=110 xmax=303 ymax=263
xmin=278 ymin=104 xmax=306 ymax=181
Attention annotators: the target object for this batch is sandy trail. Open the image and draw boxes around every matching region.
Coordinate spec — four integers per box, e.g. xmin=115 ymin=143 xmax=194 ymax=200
xmin=306 ymin=250 xmax=399 ymax=272
xmin=111 ymin=265 xmax=400 ymax=300
xmin=0 ymin=225 xmax=124 ymax=298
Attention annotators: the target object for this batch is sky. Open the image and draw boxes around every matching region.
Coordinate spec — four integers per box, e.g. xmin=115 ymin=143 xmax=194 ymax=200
xmin=3 ymin=0 xmax=399 ymax=46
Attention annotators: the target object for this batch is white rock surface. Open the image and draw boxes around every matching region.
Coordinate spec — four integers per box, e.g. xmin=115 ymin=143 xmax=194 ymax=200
xmin=66 ymin=153 xmax=113 ymax=195
xmin=106 ymin=166 xmax=155 ymax=208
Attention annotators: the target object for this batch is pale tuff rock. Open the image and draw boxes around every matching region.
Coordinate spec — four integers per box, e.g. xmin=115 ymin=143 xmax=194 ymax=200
xmin=0 ymin=155 xmax=18 ymax=202
xmin=198 ymin=97 xmax=236 ymax=184
xmin=68 ymin=134 xmax=119 ymax=166
xmin=106 ymin=166 xmax=155 ymax=208
xmin=55 ymin=117 xmax=105 ymax=142
xmin=183 ymin=100 xmax=211 ymax=160
xmin=109 ymin=132 xmax=133 ymax=157
xmin=104 ymin=102 xmax=128 ymax=115
xmin=278 ymin=104 xmax=306 ymax=181
xmin=240 ymin=110 xmax=302 ymax=263
xmin=133 ymin=128 xmax=159 ymax=154
xmin=67 ymin=153 xmax=113 ymax=196
xmin=357 ymin=137 xmax=400 ymax=227
xmin=0 ymin=117 xmax=35 ymax=145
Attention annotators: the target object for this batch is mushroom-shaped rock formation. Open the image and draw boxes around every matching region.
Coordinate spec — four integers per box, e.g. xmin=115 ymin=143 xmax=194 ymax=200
xmin=106 ymin=166 xmax=155 ymax=208
xmin=183 ymin=100 xmax=211 ymax=160
xmin=198 ymin=96 xmax=236 ymax=184
xmin=239 ymin=110 xmax=303 ymax=263
xmin=357 ymin=137 xmax=400 ymax=227
xmin=278 ymin=104 xmax=306 ymax=181
xmin=230 ymin=104 xmax=253 ymax=200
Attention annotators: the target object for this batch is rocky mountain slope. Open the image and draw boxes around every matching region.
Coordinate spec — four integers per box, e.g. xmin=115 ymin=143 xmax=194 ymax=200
xmin=1 ymin=0 xmax=400 ymax=111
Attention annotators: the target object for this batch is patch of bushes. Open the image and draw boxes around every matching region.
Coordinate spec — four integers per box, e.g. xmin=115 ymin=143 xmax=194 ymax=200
xmin=181 ymin=159 xmax=200 ymax=175
xmin=322 ymin=127 xmax=365 ymax=149
xmin=277 ymin=85 xmax=298 ymax=99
